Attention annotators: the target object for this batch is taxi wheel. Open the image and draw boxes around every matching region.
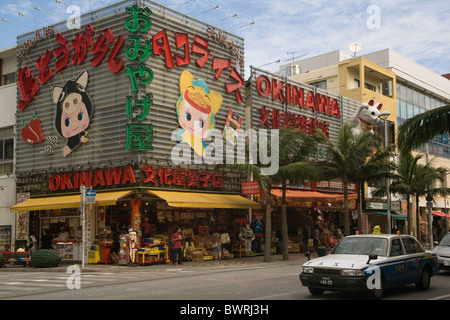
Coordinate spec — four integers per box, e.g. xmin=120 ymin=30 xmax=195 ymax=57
xmin=415 ymin=268 xmax=431 ymax=290
xmin=308 ymin=287 xmax=324 ymax=296
xmin=367 ymin=276 xmax=384 ymax=300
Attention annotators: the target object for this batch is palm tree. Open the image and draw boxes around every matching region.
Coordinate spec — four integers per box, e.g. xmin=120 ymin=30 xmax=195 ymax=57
xmin=315 ymin=123 xmax=383 ymax=236
xmin=270 ymin=130 xmax=320 ymax=260
xmin=397 ymin=104 xmax=450 ymax=151
xmin=219 ymin=129 xmax=320 ymax=262
xmin=351 ymin=144 xmax=396 ymax=231
xmin=385 ymin=152 xmax=450 ymax=236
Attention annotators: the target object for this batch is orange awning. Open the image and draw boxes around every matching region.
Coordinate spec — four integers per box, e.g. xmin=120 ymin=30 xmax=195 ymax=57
xmin=271 ymin=189 xmax=357 ymax=202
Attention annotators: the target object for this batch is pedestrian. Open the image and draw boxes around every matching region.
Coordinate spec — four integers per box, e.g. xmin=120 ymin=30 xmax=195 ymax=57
xmin=212 ymin=231 xmax=221 ymax=260
xmin=40 ymin=229 xmax=53 ymax=249
xmin=171 ymin=227 xmax=183 ymax=265
xmin=252 ymin=219 xmax=263 ymax=253
xmin=312 ymin=226 xmax=320 ymax=252
xmin=302 ymin=226 xmax=310 ymax=252
xmin=242 ymin=224 xmax=255 ymax=255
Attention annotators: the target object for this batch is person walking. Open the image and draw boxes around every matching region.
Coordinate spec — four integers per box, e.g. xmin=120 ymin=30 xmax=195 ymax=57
xmin=302 ymin=226 xmax=310 ymax=253
xmin=312 ymin=226 xmax=320 ymax=253
xmin=171 ymin=227 xmax=183 ymax=265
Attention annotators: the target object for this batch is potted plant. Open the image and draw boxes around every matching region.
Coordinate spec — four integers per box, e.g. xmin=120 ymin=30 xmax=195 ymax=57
xmin=317 ymin=243 xmax=327 ymax=257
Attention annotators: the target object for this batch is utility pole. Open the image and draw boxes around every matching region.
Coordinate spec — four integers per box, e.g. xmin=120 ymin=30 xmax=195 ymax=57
xmin=80 ymin=184 xmax=86 ymax=268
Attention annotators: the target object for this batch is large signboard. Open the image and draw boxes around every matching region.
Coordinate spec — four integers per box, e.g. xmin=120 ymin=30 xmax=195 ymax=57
xmin=15 ymin=1 xmax=245 ymax=194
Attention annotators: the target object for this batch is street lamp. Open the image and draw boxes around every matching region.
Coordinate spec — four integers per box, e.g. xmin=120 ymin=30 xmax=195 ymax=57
xmin=380 ymin=112 xmax=391 ymax=233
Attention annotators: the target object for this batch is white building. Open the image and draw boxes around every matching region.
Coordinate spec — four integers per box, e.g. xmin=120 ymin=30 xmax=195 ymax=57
xmin=0 ymin=45 xmax=17 ymax=251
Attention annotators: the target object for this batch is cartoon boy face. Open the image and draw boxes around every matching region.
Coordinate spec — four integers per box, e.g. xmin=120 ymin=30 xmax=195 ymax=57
xmin=178 ymin=90 xmax=211 ymax=139
xmin=53 ymin=71 xmax=94 ymax=157
xmin=60 ymin=93 xmax=91 ymax=138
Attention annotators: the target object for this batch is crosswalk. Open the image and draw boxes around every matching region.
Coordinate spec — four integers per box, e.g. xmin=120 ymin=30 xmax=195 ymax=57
xmin=0 ymin=270 xmax=154 ymax=298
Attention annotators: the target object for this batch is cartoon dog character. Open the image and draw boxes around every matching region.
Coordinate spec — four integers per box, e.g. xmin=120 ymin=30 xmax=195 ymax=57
xmin=176 ymin=70 xmax=222 ymax=157
xmin=348 ymin=99 xmax=390 ymax=137
xmin=52 ymin=71 xmax=94 ymax=157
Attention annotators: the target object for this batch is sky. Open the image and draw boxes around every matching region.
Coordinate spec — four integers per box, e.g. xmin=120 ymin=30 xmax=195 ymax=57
xmin=1 ymin=0 xmax=449 ymax=79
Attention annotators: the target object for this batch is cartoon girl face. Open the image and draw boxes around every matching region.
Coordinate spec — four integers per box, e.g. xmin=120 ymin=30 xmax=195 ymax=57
xmin=60 ymin=93 xmax=91 ymax=138
xmin=178 ymin=92 xmax=210 ymax=139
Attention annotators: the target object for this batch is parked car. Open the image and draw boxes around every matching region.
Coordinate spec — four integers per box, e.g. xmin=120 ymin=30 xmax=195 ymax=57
xmin=299 ymin=234 xmax=438 ymax=299
xmin=433 ymin=232 xmax=450 ymax=271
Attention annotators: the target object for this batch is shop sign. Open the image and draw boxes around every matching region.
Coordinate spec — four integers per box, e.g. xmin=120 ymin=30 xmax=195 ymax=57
xmin=17 ymin=24 xmax=124 ymax=111
xmin=47 ymin=165 xmax=224 ymax=191
xmin=255 ymin=75 xmax=340 ymax=118
xmin=142 ymin=165 xmax=224 ymax=189
xmin=123 ymin=6 xmax=154 ymax=152
xmin=15 ymin=193 xmax=30 ymax=241
xmin=254 ymin=74 xmax=341 ymax=138
xmin=241 ymin=181 xmax=261 ymax=195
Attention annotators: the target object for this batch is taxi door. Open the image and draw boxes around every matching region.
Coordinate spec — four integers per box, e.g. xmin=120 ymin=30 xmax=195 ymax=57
xmin=387 ymin=238 xmax=408 ymax=287
xmin=401 ymin=237 xmax=422 ymax=282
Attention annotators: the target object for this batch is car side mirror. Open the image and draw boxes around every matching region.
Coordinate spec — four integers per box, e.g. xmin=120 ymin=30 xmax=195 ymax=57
xmin=366 ymin=254 xmax=378 ymax=264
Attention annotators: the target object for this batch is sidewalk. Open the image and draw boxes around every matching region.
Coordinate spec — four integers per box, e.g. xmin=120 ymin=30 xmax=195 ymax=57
xmin=0 ymin=252 xmax=312 ymax=273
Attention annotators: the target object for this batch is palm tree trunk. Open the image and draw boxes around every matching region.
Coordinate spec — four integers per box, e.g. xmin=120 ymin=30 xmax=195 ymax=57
xmin=343 ymin=177 xmax=350 ymax=236
xmin=264 ymin=203 xmax=272 ymax=262
xmin=264 ymin=187 xmax=272 ymax=262
xmin=281 ymin=181 xmax=289 ymax=260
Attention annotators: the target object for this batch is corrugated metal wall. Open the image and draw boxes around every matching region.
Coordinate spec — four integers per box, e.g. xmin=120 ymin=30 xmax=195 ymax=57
xmin=15 ymin=0 xmax=246 ymax=191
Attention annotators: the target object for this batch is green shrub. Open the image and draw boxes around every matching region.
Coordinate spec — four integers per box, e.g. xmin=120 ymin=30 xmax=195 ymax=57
xmin=31 ymin=250 xmax=61 ymax=268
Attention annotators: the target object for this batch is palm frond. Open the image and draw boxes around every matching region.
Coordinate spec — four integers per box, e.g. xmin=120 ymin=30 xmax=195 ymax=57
xmin=397 ymin=104 xmax=450 ymax=151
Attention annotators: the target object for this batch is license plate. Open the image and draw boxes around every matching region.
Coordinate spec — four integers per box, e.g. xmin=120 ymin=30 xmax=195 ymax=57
xmin=320 ymin=277 xmax=333 ymax=285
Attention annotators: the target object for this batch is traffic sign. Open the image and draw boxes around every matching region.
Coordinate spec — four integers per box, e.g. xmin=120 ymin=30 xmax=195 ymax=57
xmin=85 ymin=189 xmax=96 ymax=205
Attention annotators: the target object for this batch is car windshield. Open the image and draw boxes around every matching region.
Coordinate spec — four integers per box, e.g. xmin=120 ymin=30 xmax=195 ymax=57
xmin=331 ymin=237 xmax=388 ymax=256
xmin=439 ymin=233 xmax=450 ymax=246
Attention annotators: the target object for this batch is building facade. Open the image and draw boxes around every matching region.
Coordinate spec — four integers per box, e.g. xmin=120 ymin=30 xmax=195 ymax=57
xmin=10 ymin=0 xmax=261 ymax=263
xmin=0 ymin=46 xmax=17 ymax=251
xmin=282 ymin=48 xmax=450 ymax=238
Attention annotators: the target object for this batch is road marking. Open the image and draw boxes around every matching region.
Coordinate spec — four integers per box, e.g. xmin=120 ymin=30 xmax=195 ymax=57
xmin=428 ymin=293 xmax=450 ymax=300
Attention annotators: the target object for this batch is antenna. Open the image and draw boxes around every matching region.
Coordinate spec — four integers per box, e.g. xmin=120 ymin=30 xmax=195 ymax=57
xmin=285 ymin=50 xmax=307 ymax=63
xmin=348 ymin=43 xmax=363 ymax=57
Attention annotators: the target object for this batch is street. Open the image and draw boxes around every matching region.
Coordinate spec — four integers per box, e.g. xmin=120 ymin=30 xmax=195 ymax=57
xmin=1 ymin=254 xmax=450 ymax=303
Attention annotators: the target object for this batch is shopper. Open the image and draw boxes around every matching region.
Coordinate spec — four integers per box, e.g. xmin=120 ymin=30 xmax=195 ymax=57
xmin=171 ymin=227 xmax=183 ymax=265
xmin=302 ymin=226 xmax=310 ymax=253
xmin=252 ymin=219 xmax=263 ymax=253
xmin=312 ymin=226 xmax=320 ymax=252
xmin=212 ymin=231 xmax=221 ymax=260
xmin=242 ymin=224 xmax=255 ymax=255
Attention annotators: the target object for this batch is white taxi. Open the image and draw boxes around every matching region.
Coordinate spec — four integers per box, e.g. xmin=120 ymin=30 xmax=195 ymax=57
xmin=299 ymin=234 xmax=438 ymax=299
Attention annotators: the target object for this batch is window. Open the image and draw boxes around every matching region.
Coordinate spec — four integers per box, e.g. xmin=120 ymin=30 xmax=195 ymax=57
xmin=390 ymin=239 xmax=404 ymax=257
xmin=2 ymin=72 xmax=15 ymax=86
xmin=354 ymin=79 xmax=360 ymax=88
xmin=0 ymin=126 xmax=14 ymax=174
xmin=402 ymin=237 xmax=423 ymax=254
xmin=310 ymin=80 xmax=327 ymax=90
xmin=364 ymin=82 xmax=376 ymax=92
